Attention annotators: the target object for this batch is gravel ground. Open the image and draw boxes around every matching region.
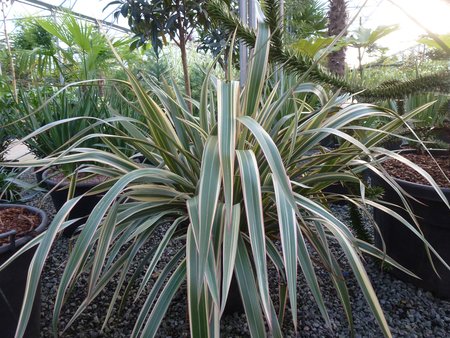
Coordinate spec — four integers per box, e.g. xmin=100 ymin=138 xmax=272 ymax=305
xmin=22 ymin=190 xmax=450 ymax=337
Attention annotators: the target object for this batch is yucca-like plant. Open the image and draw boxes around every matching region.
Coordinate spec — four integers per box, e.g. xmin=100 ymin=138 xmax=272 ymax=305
xmin=0 ymin=170 xmax=22 ymax=202
xmin=13 ymin=87 xmax=108 ymax=159
xmin=2 ymin=22 xmax=450 ymax=338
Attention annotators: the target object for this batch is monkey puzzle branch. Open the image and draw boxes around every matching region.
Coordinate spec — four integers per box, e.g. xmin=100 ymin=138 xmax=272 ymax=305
xmin=206 ymin=0 xmax=450 ymax=101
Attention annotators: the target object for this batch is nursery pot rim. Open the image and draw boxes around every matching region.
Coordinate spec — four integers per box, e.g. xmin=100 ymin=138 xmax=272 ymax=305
xmin=42 ymin=167 xmax=101 ymax=189
xmin=392 ymin=176 xmax=450 ymax=194
xmin=387 ymin=149 xmax=450 ymax=201
xmin=0 ymin=204 xmax=48 ymax=255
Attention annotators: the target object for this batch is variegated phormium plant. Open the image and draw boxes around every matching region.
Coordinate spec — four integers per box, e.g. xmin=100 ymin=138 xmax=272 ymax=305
xmin=2 ymin=22 xmax=449 ymax=338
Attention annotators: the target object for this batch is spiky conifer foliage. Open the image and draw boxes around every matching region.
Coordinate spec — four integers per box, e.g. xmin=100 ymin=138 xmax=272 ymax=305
xmin=206 ymin=0 xmax=450 ymax=100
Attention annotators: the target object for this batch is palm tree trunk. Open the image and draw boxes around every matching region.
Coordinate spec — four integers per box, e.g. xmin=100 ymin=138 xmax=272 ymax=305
xmin=327 ymin=0 xmax=347 ymax=76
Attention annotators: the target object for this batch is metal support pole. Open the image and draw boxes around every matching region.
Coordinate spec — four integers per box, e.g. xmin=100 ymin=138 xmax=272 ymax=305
xmin=51 ymin=9 xmax=65 ymax=85
xmin=239 ymin=0 xmax=248 ymax=86
xmin=248 ymin=0 xmax=256 ymax=29
xmin=239 ymin=0 xmax=258 ymax=86
xmin=15 ymin=0 xmax=130 ymax=34
xmin=275 ymin=0 xmax=284 ymax=86
xmin=279 ymin=0 xmax=284 ymax=23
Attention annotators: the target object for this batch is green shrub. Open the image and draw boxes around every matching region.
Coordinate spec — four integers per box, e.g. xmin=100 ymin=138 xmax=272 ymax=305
xmin=3 ymin=23 xmax=449 ymax=338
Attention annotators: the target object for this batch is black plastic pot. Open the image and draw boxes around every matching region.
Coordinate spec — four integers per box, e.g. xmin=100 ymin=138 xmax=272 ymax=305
xmin=223 ymin=274 xmax=244 ymax=316
xmin=322 ymin=170 xmax=369 ymax=205
xmin=372 ymin=153 xmax=450 ymax=299
xmin=0 ymin=204 xmax=48 ymax=338
xmin=319 ymin=135 xmax=339 ymax=148
xmin=42 ymin=168 xmax=103 ymax=237
xmin=323 ymin=182 xmax=351 ymax=205
xmin=34 ymin=168 xmax=44 ymax=187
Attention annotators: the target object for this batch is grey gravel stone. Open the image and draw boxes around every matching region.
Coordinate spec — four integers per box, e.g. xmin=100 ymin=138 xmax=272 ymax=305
xmin=23 ymin=186 xmax=449 ymax=338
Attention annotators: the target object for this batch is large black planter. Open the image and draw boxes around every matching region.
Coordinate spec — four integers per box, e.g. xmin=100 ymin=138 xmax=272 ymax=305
xmin=372 ymin=167 xmax=450 ymax=299
xmin=323 ymin=182 xmax=351 ymax=205
xmin=42 ymin=168 xmax=103 ymax=237
xmin=322 ymin=170 xmax=369 ymax=205
xmin=0 ymin=204 xmax=48 ymax=338
xmin=34 ymin=168 xmax=44 ymax=187
xmin=223 ymin=274 xmax=244 ymax=316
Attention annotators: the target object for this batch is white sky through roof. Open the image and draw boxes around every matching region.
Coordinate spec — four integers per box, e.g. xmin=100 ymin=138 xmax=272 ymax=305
xmin=2 ymin=0 xmax=450 ymax=67
xmin=346 ymin=0 xmax=450 ymax=66
xmin=10 ymin=0 xmax=118 ymax=22
xmin=4 ymin=0 xmax=129 ymax=36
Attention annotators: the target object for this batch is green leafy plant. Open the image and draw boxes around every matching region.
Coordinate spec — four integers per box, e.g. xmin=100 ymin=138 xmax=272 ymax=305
xmin=291 ymin=36 xmax=339 ymax=59
xmin=108 ymin=0 xmax=210 ymax=99
xmin=0 ymin=170 xmax=22 ymax=202
xmin=285 ymin=0 xmax=327 ymax=42
xmin=12 ymin=19 xmax=54 ymax=51
xmin=8 ymin=86 xmax=112 ymax=177
xmin=348 ymin=24 xmax=399 ymax=80
xmin=11 ymin=17 xmax=57 ymax=83
xmin=0 ymin=81 xmax=17 ymax=162
xmin=3 ymin=22 xmax=450 ymax=338
xmin=12 ymin=14 xmax=130 ymax=86
xmin=402 ymin=93 xmax=449 ymax=129
xmin=376 ymin=93 xmax=450 ymax=149
xmin=348 ymin=50 xmax=448 ymax=90
xmin=419 ymin=33 xmax=450 ymax=53
xmin=0 ymin=122 xmax=11 ymax=163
